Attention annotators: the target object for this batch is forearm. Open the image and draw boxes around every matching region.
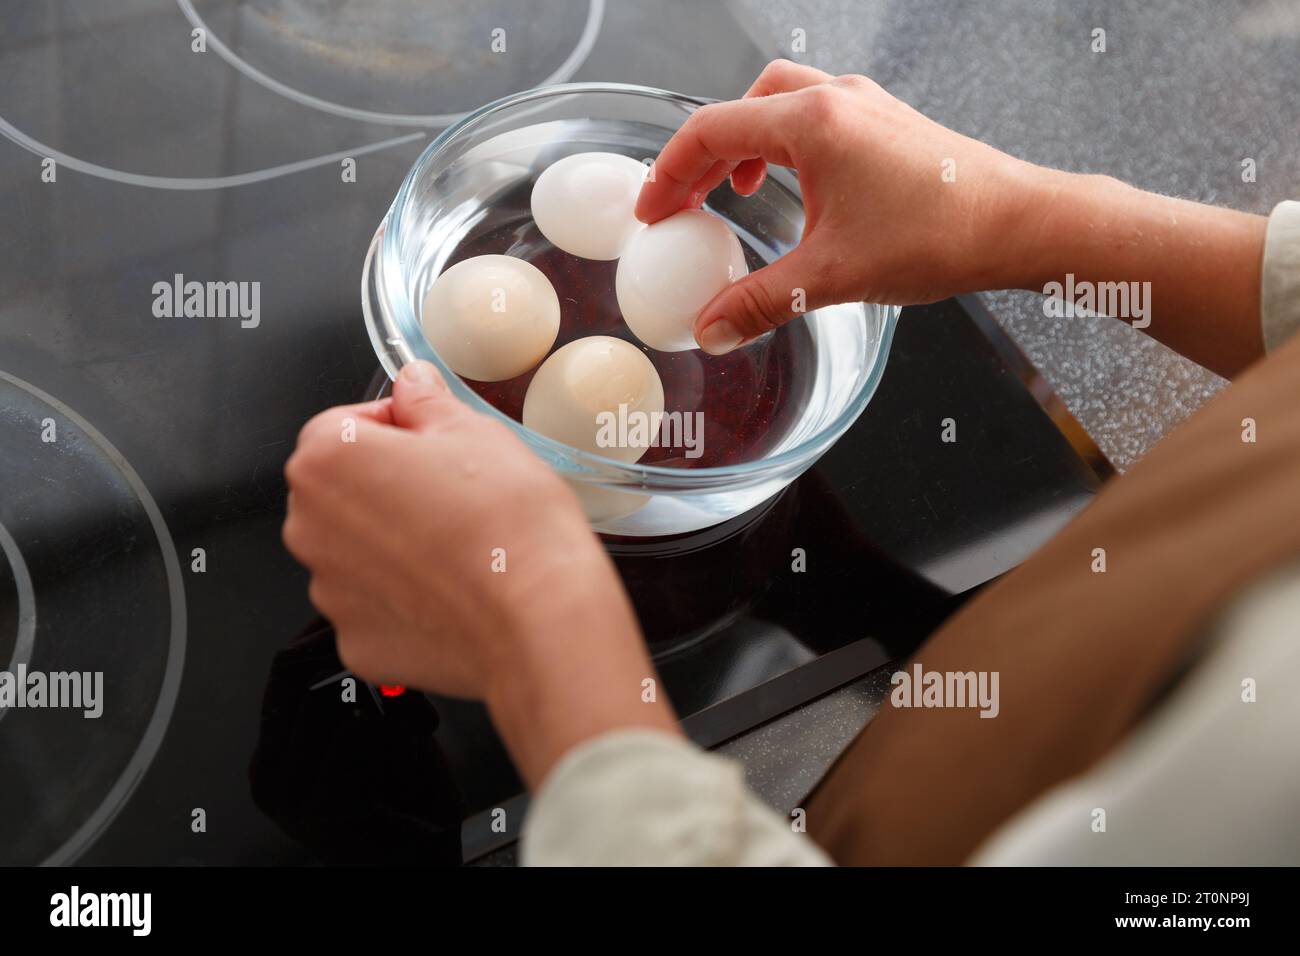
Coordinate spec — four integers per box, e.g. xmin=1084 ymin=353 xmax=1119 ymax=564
xmin=1014 ymin=170 xmax=1267 ymax=378
xmin=483 ymin=552 xmax=829 ymax=867
xmin=485 ymin=555 xmax=680 ymax=790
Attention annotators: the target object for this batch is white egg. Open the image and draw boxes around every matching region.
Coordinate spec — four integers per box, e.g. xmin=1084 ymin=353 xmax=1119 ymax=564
xmin=615 ymin=208 xmax=749 ymax=352
xmin=420 ymin=254 xmax=560 ymax=382
xmin=522 ymin=336 xmax=664 ymax=463
xmin=530 ymin=152 xmax=648 ymax=260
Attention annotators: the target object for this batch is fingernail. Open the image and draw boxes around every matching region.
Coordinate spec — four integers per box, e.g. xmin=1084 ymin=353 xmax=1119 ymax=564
xmin=698 ymin=319 xmax=744 ymax=356
xmin=400 ymin=360 xmax=438 ymax=385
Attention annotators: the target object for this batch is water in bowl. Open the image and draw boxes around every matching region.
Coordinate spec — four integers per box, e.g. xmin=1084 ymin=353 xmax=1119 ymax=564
xmin=381 ymin=110 xmax=888 ymax=535
xmin=425 ymin=175 xmax=817 ymax=469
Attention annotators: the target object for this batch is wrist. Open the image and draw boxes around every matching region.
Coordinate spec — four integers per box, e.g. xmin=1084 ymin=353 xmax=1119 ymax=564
xmin=988 ymin=167 xmax=1267 ymax=376
xmin=484 ymin=550 xmax=679 ymax=789
xmin=492 ymin=534 xmax=626 ymax=669
xmin=994 ymin=165 xmax=1105 ymax=293
xmin=1007 ymin=169 xmax=1141 ymax=293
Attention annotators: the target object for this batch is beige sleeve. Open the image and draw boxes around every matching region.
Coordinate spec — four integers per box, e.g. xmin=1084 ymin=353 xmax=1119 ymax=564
xmin=520 ymin=729 xmax=832 ymax=867
xmin=1262 ymin=199 xmax=1300 ymax=352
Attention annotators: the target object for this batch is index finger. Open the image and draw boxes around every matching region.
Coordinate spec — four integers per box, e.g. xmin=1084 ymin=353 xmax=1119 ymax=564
xmin=293 ymin=398 xmax=395 ymax=452
xmin=326 ymin=397 xmax=395 ymax=427
xmin=636 ymin=95 xmax=800 ymax=223
xmin=744 ymin=59 xmax=832 ymax=97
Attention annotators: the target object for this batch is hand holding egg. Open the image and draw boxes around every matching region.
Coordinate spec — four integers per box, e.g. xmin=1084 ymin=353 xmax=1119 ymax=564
xmin=532 ymin=152 xmax=750 ymax=354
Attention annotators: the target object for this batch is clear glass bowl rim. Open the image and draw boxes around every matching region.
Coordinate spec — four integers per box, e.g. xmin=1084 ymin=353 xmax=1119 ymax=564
xmin=375 ymin=80 xmax=899 ymax=490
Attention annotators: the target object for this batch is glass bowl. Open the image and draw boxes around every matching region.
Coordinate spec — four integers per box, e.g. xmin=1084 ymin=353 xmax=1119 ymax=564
xmin=362 ymin=82 xmax=899 ymax=537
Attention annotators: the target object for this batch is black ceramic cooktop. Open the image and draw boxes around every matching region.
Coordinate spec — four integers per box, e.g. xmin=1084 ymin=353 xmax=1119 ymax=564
xmin=0 ymin=0 xmax=1108 ymax=865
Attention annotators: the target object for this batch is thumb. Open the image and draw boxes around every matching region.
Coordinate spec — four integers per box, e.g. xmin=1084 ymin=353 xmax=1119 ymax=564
xmin=693 ymin=246 xmax=823 ymax=355
xmin=391 ymin=360 xmax=456 ymax=431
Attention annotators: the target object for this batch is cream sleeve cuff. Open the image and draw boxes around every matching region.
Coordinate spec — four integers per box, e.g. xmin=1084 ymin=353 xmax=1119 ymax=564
xmin=520 ymin=729 xmax=832 ymax=867
xmin=1261 ymin=199 xmax=1300 ymax=352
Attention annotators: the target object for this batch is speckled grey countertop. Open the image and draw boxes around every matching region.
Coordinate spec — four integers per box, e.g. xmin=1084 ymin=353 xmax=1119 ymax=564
xmin=707 ymin=0 xmax=1300 ymax=820
xmin=730 ymin=0 xmax=1300 ymax=471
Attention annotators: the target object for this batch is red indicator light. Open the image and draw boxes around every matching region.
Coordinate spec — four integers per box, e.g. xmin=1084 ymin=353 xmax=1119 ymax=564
xmin=379 ymin=684 xmax=406 ymax=697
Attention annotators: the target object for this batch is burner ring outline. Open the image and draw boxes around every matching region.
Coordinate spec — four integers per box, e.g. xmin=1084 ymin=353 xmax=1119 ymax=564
xmin=175 ymin=0 xmax=606 ymax=127
xmin=0 ymin=519 xmax=37 ymax=725
xmin=0 ymin=371 xmax=187 ymax=867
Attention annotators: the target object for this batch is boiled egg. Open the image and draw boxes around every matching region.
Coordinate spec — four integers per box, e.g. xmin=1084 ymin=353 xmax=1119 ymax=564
xmin=615 ymin=208 xmax=749 ymax=352
xmin=530 ymin=152 xmax=648 ymax=260
xmin=420 ymin=254 xmax=560 ymax=382
xmin=522 ymin=336 xmax=664 ymax=463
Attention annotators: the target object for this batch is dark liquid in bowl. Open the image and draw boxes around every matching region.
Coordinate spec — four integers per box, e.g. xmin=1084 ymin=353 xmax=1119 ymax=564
xmin=446 ymin=211 xmax=815 ymax=469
